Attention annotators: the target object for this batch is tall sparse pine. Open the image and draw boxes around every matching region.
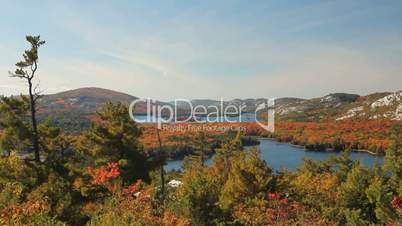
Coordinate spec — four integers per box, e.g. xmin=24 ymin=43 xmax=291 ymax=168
xmin=9 ymin=35 xmax=45 ymax=161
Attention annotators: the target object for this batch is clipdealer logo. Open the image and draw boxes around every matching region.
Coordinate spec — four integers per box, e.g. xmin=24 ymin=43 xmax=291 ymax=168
xmin=128 ymin=98 xmax=275 ymax=132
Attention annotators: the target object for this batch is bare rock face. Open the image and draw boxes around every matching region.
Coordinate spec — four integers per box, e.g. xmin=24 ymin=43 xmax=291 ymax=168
xmin=371 ymin=91 xmax=402 ymax=108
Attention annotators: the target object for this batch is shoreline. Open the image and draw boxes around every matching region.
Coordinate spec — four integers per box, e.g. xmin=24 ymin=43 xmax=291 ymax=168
xmin=257 ymin=137 xmax=380 ymax=156
xmin=164 ymin=136 xmax=383 ymax=162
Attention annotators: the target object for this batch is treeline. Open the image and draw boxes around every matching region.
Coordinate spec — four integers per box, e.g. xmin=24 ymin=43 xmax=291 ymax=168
xmin=141 ymin=128 xmax=260 ymax=160
xmin=141 ymin=120 xmax=401 ymax=156
xmin=266 ymin=121 xmax=402 ymax=155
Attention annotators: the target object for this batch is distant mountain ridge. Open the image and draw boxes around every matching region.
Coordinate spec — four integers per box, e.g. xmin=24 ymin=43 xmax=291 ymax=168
xmin=35 ymin=87 xmax=401 ymax=131
xmin=275 ymin=91 xmax=402 ymax=121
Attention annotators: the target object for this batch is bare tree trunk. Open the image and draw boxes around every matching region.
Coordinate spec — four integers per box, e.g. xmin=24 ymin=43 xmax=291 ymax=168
xmin=201 ymin=146 xmax=205 ymax=167
xmin=28 ymin=77 xmax=40 ymax=162
xmin=156 ymin=127 xmax=165 ymax=201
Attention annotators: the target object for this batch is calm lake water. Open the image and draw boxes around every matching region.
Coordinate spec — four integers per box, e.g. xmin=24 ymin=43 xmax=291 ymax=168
xmin=134 ymin=112 xmax=258 ymax=123
xmin=165 ymin=139 xmax=384 ymax=172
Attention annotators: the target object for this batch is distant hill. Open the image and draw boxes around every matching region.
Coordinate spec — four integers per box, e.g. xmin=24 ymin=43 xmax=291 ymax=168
xmin=40 ymin=87 xmax=139 ymax=113
xmin=37 ymin=87 xmax=145 ymax=131
xmin=275 ymin=93 xmax=361 ymax=121
xmin=276 ymin=91 xmax=402 ymax=121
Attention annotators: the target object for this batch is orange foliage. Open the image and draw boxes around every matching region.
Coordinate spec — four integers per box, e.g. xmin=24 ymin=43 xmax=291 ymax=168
xmin=162 ymin=209 xmax=192 ymax=226
xmin=234 ymin=192 xmax=332 ymax=225
xmin=139 ymin=120 xmax=400 ymax=153
xmin=86 ymin=162 xmax=191 ymax=225
xmin=122 ymin=179 xmax=142 ymax=194
xmin=0 ymin=200 xmax=50 ymax=225
xmin=139 ymin=122 xmax=265 ymax=150
xmin=273 ymin=119 xmax=401 ymax=151
xmin=87 ymin=162 xmax=120 ymax=185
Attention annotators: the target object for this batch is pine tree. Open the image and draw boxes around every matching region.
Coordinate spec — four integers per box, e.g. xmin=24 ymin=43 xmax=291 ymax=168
xmin=335 ymin=149 xmax=354 ymax=182
xmin=338 ymin=162 xmax=375 ymax=223
xmin=211 ymin=132 xmax=243 ymax=185
xmin=192 ymin=131 xmax=211 ymax=166
xmin=174 ymin=156 xmax=222 ymax=226
xmin=219 ymin=148 xmax=273 ymax=209
xmin=156 ymin=127 xmax=166 ymax=202
xmin=76 ymin=102 xmax=149 ymax=183
xmin=9 ymin=35 xmax=45 ymax=162
xmin=384 ymin=125 xmax=401 ymax=190
xmin=366 ymin=176 xmax=399 ymax=224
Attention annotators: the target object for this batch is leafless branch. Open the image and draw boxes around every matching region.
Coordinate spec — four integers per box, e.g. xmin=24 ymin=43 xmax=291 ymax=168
xmin=33 ymin=93 xmax=42 ymax=102
xmin=33 ymin=80 xmax=43 ymax=102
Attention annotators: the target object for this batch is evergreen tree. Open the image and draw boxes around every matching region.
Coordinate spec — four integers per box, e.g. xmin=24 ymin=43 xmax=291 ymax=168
xmin=219 ymin=148 xmax=273 ymax=209
xmin=338 ymin=162 xmax=375 ymax=223
xmin=174 ymin=157 xmax=223 ymax=226
xmin=9 ymin=35 xmax=45 ymax=162
xmin=384 ymin=125 xmax=401 ymax=190
xmin=192 ymin=131 xmax=212 ymax=166
xmin=76 ymin=102 xmax=149 ymax=183
xmin=335 ymin=149 xmax=354 ymax=182
xmin=155 ymin=127 xmax=166 ymax=202
xmin=366 ymin=176 xmax=399 ymax=224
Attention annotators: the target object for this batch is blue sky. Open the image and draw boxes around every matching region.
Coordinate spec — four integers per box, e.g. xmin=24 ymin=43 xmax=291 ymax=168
xmin=1 ymin=0 xmax=402 ymax=100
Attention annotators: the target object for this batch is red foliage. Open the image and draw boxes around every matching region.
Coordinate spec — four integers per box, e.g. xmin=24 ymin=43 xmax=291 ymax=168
xmin=87 ymin=162 xmax=120 ymax=185
xmin=268 ymin=192 xmax=280 ymax=200
xmin=280 ymin=198 xmax=289 ymax=205
xmin=234 ymin=192 xmax=317 ymax=225
xmin=122 ymin=179 xmax=143 ymax=195
xmin=139 ymin=119 xmax=400 ymax=153
xmin=273 ymin=119 xmax=400 ymax=151
xmin=392 ymin=195 xmax=402 ymax=213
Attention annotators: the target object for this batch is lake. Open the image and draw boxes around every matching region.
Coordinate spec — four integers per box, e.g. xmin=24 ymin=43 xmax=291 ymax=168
xmin=134 ymin=112 xmax=258 ymax=123
xmin=165 ymin=138 xmax=384 ymax=171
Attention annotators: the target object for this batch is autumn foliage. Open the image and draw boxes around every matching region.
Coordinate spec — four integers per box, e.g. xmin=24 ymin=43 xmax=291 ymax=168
xmin=234 ymin=192 xmax=332 ymax=225
xmin=3 ymin=34 xmax=402 ymax=226
xmin=392 ymin=195 xmax=402 ymax=215
xmin=1 ymin=98 xmax=401 ymax=225
xmin=87 ymin=162 xmax=120 ymax=185
xmin=0 ymin=200 xmax=52 ymax=225
xmin=139 ymin=120 xmax=401 ymax=156
xmin=272 ymin=119 xmax=401 ymax=152
xmin=84 ymin=163 xmax=191 ymax=226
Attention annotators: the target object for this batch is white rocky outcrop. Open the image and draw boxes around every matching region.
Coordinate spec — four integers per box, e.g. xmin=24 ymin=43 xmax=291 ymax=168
xmin=394 ymin=103 xmax=402 ymax=120
xmin=321 ymin=95 xmax=336 ymax=102
xmin=336 ymin=106 xmax=364 ymax=121
xmin=371 ymin=91 xmax=402 ymax=108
